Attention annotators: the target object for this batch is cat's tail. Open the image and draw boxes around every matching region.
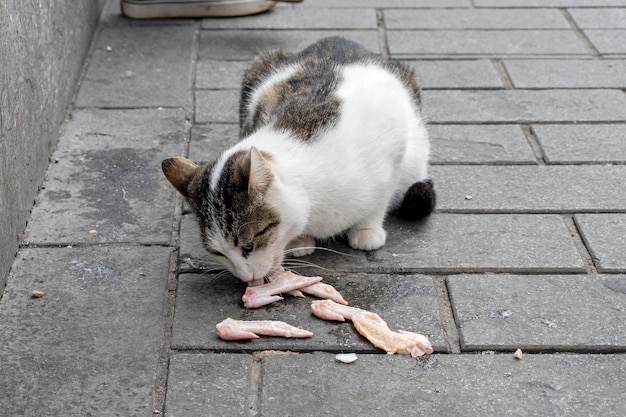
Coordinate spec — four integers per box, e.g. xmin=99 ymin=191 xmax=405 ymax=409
xmin=395 ymin=180 xmax=436 ymax=220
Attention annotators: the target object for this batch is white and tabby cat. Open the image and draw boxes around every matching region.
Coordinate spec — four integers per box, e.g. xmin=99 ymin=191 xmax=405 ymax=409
xmin=162 ymin=37 xmax=435 ymax=283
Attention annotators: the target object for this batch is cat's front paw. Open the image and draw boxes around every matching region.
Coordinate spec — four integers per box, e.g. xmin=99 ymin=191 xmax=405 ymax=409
xmin=348 ymin=227 xmax=386 ymax=251
xmin=286 ymin=235 xmax=316 ymax=257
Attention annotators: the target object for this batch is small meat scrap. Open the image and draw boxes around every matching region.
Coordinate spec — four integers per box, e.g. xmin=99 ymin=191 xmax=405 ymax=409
xmin=311 ymin=299 xmax=434 ymax=357
xmin=216 ymin=318 xmax=313 ymax=341
xmin=242 ymin=271 xmax=322 ymax=308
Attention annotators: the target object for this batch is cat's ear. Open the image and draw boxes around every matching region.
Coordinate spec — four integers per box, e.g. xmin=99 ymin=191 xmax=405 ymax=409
xmin=162 ymin=157 xmax=200 ymax=198
xmin=245 ymin=147 xmax=273 ymax=199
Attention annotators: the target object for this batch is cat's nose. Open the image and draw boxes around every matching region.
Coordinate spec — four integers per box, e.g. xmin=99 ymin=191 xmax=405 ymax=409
xmin=238 ymin=271 xmax=255 ymax=283
xmin=234 ymin=266 xmax=255 ymax=283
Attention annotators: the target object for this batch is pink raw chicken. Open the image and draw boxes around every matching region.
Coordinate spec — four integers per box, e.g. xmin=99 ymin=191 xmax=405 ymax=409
xmin=286 ymin=281 xmax=348 ymax=306
xmin=216 ymin=317 xmax=313 ymax=340
xmin=242 ymin=269 xmax=347 ymax=308
xmin=311 ymin=299 xmax=434 ymax=357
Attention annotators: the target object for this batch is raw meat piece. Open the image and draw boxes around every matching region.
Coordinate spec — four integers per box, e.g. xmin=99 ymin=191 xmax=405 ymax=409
xmin=311 ymin=299 xmax=434 ymax=357
xmin=216 ymin=318 xmax=313 ymax=340
xmin=242 ymin=270 xmax=322 ymax=308
xmin=297 ymin=281 xmax=348 ymax=305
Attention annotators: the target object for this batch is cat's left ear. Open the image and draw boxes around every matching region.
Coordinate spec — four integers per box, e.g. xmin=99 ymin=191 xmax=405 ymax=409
xmin=162 ymin=157 xmax=200 ymax=198
xmin=246 ymin=147 xmax=273 ymax=199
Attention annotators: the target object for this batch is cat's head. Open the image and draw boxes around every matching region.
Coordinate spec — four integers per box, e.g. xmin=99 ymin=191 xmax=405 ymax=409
xmin=162 ymin=147 xmax=298 ymax=283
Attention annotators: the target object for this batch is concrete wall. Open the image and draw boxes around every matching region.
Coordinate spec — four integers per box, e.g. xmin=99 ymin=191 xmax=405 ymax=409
xmin=0 ymin=1 xmax=106 ymax=291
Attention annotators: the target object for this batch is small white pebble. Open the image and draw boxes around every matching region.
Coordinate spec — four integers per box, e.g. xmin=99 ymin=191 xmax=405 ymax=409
xmin=106 ymin=45 xmax=112 ymax=52
xmin=500 ymin=310 xmax=513 ymax=318
xmin=541 ymin=318 xmax=557 ymax=328
xmin=335 ymin=353 xmax=358 ymax=364
xmin=89 ymin=230 xmax=98 ymax=237
xmin=465 ymin=195 xmax=473 ymax=200
xmin=513 ymin=348 xmax=523 ymax=360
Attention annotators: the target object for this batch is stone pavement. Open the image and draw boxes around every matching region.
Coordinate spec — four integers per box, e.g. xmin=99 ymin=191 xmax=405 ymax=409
xmin=1 ymin=0 xmax=625 ymax=415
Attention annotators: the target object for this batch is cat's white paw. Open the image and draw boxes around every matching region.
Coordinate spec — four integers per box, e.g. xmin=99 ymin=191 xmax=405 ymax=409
xmin=348 ymin=227 xmax=386 ymax=251
xmin=286 ymin=235 xmax=316 ymax=257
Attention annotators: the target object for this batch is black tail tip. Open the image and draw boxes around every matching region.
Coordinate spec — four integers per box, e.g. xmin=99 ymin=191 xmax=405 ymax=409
xmin=395 ymin=179 xmax=436 ymax=220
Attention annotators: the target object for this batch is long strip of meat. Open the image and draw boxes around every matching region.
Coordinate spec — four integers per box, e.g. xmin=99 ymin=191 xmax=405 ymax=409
xmin=242 ymin=270 xmax=322 ymax=308
xmin=311 ymin=299 xmax=434 ymax=357
xmin=216 ymin=318 xmax=313 ymax=340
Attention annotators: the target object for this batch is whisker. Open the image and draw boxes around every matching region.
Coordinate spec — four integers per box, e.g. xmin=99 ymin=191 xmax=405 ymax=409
xmin=200 ymin=264 xmax=227 ymax=272
xmin=181 ymin=257 xmax=215 ymax=270
xmin=212 ymin=270 xmax=233 ymax=280
xmin=281 ymin=259 xmax=329 ymax=271
xmin=283 ymin=246 xmax=356 ymax=257
xmin=235 ymin=219 xmax=259 ymax=237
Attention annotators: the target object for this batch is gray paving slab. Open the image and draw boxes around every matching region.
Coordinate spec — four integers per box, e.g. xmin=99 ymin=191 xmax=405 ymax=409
xmin=196 ymin=60 xmax=249 ymax=89
xmin=171 ymin=272 xmax=446 ymax=353
xmin=385 ymin=8 xmax=570 ymax=29
xmin=0 ymin=245 xmax=168 ymax=416
xmin=428 ymin=124 xmax=536 ymax=164
xmin=387 ymin=30 xmax=588 ymax=57
xmin=201 ymin=7 xmax=377 ymax=29
xmin=504 ymin=59 xmax=626 ymax=88
xmin=475 ymin=0 xmax=626 ymax=6
xmin=569 ymin=8 xmax=626 ymax=28
xmin=166 ymin=353 xmax=253 ymax=417
xmin=447 ymin=274 xmax=626 ymax=351
xmin=196 ymin=89 xmax=240 ymax=123
xmin=423 ymin=89 xmax=626 ymax=123
xmin=24 ymin=109 xmax=185 ymax=244
xmin=432 ymin=165 xmax=626 ymax=212
xmin=584 ymin=30 xmax=626 ymax=54
xmin=261 ymin=353 xmax=626 ymax=417
xmin=405 ymin=60 xmax=504 ymax=89
xmin=300 ymin=0 xmax=471 ymax=7
xmin=24 ymin=108 xmax=186 ymax=245
xmin=179 ymin=214 xmax=208 ymax=268
xmin=198 ymin=30 xmax=379 ymax=60
xmin=178 ymin=214 xmax=585 ymax=274
xmin=76 ymin=25 xmax=194 ymax=108
xmin=575 ymin=214 xmax=626 ymax=272
xmin=450 ymin=164 xmax=626 ymax=211
xmin=189 ymin=123 xmax=240 ymax=157
xmin=369 ymin=215 xmax=584 ymax=273
xmin=532 ymin=124 xmax=626 ymax=163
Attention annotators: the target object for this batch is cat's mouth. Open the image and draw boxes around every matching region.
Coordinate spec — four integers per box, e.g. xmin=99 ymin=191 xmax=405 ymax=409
xmin=249 ymin=263 xmax=285 ymax=287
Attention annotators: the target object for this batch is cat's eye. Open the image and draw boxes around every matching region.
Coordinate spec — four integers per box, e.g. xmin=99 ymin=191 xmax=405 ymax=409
xmin=209 ymin=249 xmax=225 ymax=258
xmin=255 ymin=221 xmax=279 ymax=238
xmin=241 ymin=243 xmax=254 ymax=253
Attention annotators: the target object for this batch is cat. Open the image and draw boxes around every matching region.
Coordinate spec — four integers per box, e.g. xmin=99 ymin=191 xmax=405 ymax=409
xmin=162 ymin=36 xmax=435 ymax=284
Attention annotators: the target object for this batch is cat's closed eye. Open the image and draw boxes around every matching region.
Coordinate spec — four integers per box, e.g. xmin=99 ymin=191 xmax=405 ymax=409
xmin=209 ymin=249 xmax=225 ymax=258
xmin=255 ymin=222 xmax=279 ymax=238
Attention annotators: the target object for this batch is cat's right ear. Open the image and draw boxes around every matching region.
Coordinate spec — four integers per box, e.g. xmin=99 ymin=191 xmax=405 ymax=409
xmin=162 ymin=157 xmax=200 ymax=198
